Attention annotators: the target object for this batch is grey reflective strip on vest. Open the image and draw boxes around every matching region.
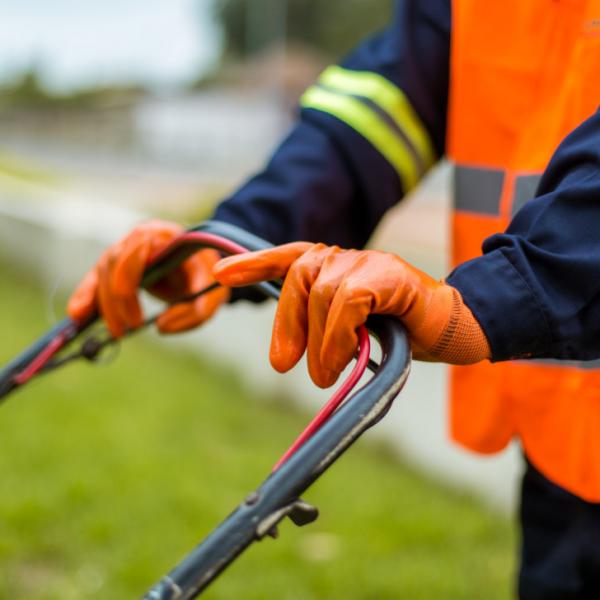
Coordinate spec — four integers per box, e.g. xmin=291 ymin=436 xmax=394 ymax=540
xmin=511 ymin=174 xmax=542 ymax=216
xmin=530 ymin=357 xmax=600 ymax=370
xmin=454 ymin=166 xmax=542 ymax=216
xmin=454 ymin=166 xmax=504 ymax=214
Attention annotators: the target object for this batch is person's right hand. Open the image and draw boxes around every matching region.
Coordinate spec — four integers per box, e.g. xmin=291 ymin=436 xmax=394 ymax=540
xmin=214 ymin=242 xmax=490 ymax=388
xmin=67 ymin=220 xmax=229 ymax=338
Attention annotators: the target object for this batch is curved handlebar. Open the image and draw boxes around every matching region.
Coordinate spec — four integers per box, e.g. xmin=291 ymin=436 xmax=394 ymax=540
xmin=0 ymin=222 xmax=279 ymax=399
xmin=141 ymin=222 xmax=411 ymax=600
xmin=0 ymin=221 xmax=411 ymax=600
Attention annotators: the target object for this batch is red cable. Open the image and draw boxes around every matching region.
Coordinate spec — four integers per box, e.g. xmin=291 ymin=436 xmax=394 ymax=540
xmin=271 ymin=326 xmax=370 ymax=472
xmin=150 ymin=232 xmax=249 ymax=262
xmin=158 ymin=232 xmax=374 ymax=468
xmin=12 ymin=232 xmax=246 ymax=385
xmin=13 ymin=330 xmax=72 ymax=385
xmin=162 ymin=231 xmax=373 ymax=470
xmin=14 ymin=230 xmax=373 ymax=469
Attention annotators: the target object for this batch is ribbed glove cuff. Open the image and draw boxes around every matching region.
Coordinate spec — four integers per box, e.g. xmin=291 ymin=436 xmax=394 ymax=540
xmin=415 ymin=288 xmax=491 ymax=365
xmin=435 ymin=288 xmax=490 ymax=364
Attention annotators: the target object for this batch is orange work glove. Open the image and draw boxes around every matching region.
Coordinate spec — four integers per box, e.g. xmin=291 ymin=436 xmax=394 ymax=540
xmin=68 ymin=220 xmax=229 ymax=338
xmin=213 ymin=242 xmax=490 ymax=388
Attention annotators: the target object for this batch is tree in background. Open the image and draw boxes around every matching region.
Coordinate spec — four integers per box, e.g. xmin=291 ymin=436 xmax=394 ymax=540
xmin=0 ymin=67 xmax=147 ymax=113
xmin=213 ymin=0 xmax=394 ymax=61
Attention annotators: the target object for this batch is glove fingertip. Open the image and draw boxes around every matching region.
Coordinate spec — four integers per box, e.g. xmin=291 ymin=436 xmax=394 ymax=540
xmin=106 ymin=319 xmax=125 ymax=339
xmin=156 ymin=309 xmax=195 ymax=334
xmin=155 ymin=319 xmax=181 ymax=335
xmin=212 ymin=267 xmax=246 ymax=287
xmin=269 ymin=351 xmax=296 ymax=374
xmin=67 ymin=298 xmax=92 ymax=322
xmin=269 ymin=340 xmax=306 ymax=374
xmin=214 ymin=242 xmax=315 ymax=286
xmin=310 ymin=367 xmax=340 ymax=389
xmin=67 ymin=271 xmax=98 ymax=322
xmin=212 ymin=256 xmax=260 ymax=287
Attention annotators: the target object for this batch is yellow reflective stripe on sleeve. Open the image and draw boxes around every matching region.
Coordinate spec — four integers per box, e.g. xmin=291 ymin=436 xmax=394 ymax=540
xmin=300 ymin=86 xmax=420 ymax=191
xmin=318 ymin=66 xmax=436 ymax=169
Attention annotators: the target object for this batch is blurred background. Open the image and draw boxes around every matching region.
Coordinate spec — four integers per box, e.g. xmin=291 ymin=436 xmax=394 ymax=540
xmin=0 ymin=1 xmax=519 ymax=598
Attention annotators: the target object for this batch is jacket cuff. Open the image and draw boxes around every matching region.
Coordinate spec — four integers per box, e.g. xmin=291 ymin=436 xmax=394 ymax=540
xmin=446 ymin=250 xmax=552 ymax=361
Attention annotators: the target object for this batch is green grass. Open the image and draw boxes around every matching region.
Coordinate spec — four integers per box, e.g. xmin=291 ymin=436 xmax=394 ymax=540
xmin=0 ymin=265 xmax=515 ymax=599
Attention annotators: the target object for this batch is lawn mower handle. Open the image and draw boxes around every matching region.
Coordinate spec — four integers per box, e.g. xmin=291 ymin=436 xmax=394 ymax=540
xmin=140 ymin=225 xmax=411 ymax=600
xmin=0 ymin=220 xmax=411 ymax=600
xmin=0 ymin=221 xmax=277 ymax=400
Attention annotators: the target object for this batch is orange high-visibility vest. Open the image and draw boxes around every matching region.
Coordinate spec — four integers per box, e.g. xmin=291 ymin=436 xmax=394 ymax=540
xmin=448 ymin=0 xmax=600 ymax=501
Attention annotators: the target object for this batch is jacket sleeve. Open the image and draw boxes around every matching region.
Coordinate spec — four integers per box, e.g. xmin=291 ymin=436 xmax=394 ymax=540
xmin=212 ymin=0 xmax=450 ymax=248
xmin=447 ymin=110 xmax=600 ymax=362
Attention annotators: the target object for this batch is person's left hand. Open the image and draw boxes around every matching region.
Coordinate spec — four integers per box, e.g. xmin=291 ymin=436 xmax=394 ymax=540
xmin=213 ymin=242 xmax=490 ymax=388
xmin=68 ymin=220 xmax=229 ymax=338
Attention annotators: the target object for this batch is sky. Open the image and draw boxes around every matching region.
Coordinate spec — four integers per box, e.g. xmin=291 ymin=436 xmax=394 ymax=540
xmin=0 ymin=0 xmax=221 ymax=92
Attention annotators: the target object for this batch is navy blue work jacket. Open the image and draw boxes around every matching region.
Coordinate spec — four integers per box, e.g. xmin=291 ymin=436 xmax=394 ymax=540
xmin=213 ymin=0 xmax=600 ymax=363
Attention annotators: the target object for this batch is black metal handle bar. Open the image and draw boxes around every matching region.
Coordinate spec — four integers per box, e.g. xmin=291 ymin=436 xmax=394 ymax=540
xmin=0 ymin=317 xmax=81 ymax=399
xmin=0 ymin=220 xmax=411 ymax=600
xmin=141 ymin=314 xmax=410 ymax=600
xmin=0 ymin=222 xmax=277 ymax=400
xmin=139 ymin=222 xmax=412 ymax=599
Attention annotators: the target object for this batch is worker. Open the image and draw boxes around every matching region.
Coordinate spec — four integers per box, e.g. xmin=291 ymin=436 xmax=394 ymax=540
xmin=67 ymin=2 xmax=600 ymax=597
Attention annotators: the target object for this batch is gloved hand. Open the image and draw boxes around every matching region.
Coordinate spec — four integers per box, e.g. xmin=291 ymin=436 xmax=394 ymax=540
xmin=213 ymin=242 xmax=490 ymax=388
xmin=68 ymin=220 xmax=229 ymax=338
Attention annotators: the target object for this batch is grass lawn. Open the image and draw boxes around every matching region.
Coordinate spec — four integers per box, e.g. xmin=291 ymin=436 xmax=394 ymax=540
xmin=0 ymin=265 xmax=515 ymax=599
